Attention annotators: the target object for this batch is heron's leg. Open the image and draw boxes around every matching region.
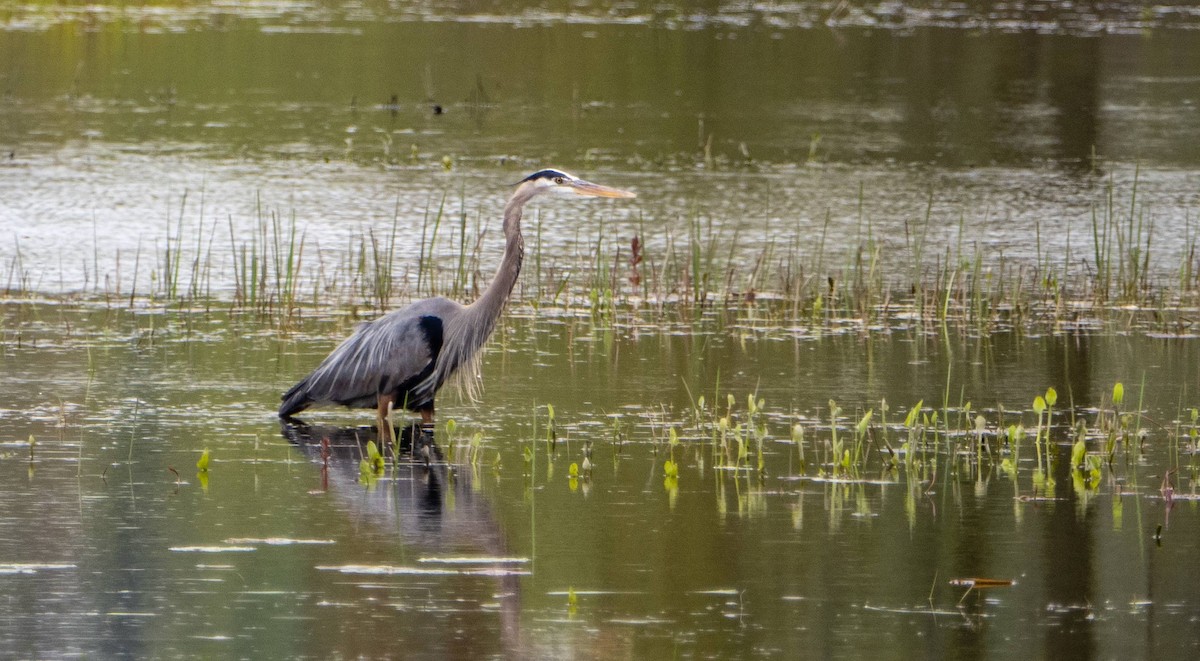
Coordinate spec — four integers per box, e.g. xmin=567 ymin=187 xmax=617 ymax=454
xmin=419 ymin=407 xmax=435 ymax=437
xmin=415 ymin=406 xmax=435 ymax=464
xmin=377 ymin=393 xmax=396 ymax=446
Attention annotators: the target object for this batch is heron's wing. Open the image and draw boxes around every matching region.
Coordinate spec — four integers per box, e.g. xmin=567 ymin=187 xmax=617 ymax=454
xmin=281 ymin=301 xmax=458 ymax=414
xmin=318 ymin=316 xmax=437 ymax=403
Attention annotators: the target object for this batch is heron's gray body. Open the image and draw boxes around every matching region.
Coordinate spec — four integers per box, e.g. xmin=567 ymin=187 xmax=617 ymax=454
xmin=277 ymin=169 xmax=634 ymax=426
xmin=279 ymin=297 xmax=463 ymax=416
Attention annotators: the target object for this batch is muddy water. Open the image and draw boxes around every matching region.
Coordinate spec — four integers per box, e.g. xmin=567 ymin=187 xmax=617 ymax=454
xmin=1 ymin=303 xmax=1199 ymax=658
xmin=5 ymin=3 xmax=1200 ymax=658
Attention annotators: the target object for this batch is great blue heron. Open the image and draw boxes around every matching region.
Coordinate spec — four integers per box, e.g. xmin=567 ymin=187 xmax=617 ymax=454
xmin=278 ymin=169 xmax=635 ymax=441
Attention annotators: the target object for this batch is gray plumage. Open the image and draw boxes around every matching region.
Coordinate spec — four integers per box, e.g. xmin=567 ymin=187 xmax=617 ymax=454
xmin=278 ymin=169 xmax=635 ymax=424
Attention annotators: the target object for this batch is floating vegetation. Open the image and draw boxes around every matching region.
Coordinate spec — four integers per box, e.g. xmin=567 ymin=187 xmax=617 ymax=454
xmin=949 ymin=577 xmax=1017 ymax=588
xmin=951 ymin=577 xmax=1018 ymax=605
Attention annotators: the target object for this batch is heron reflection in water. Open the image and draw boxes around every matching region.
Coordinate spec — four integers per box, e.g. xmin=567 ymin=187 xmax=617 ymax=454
xmin=279 ymin=170 xmax=635 ymax=449
xmin=280 ymin=419 xmax=523 ymax=656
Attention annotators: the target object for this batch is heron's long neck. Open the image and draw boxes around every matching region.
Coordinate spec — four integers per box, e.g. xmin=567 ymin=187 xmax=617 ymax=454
xmin=428 ymin=191 xmax=528 ymax=397
xmin=465 ymin=191 xmax=527 ymax=329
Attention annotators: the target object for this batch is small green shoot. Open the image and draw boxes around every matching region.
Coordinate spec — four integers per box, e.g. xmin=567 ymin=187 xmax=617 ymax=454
xmin=546 ymin=403 xmax=558 ymax=451
xmin=360 ymin=440 xmax=385 ymax=479
xmin=1071 ymin=437 xmax=1087 ymax=469
xmin=663 ymin=459 xmax=679 ymax=507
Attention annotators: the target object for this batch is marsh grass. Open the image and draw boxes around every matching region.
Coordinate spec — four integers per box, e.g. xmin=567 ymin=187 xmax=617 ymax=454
xmin=6 ymin=178 xmax=1200 ymax=341
xmin=225 ymin=204 xmax=306 ymax=326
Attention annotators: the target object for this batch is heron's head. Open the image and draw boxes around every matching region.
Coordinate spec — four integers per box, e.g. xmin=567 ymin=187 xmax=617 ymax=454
xmin=514 ymin=169 xmax=636 ymax=200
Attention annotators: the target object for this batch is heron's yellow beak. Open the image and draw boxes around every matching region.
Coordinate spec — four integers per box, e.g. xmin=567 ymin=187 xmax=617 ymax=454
xmin=569 ymin=179 xmax=637 ymax=198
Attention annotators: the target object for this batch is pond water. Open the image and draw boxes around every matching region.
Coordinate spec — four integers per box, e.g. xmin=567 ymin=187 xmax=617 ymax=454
xmin=2 ymin=303 xmax=1199 ymax=659
xmin=4 ymin=2 xmax=1200 ymax=659
xmin=6 ymin=2 xmax=1200 ymax=296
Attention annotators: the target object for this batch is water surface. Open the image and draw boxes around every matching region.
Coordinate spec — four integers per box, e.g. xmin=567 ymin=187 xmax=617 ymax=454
xmin=5 ymin=3 xmax=1200 ymax=297
xmin=4 ymin=3 xmax=1200 ymax=659
xmin=2 ymin=303 xmax=1199 ymax=658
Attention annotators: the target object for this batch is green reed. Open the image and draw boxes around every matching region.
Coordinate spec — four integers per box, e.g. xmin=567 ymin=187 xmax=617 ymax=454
xmin=11 ymin=173 xmax=1200 ymax=339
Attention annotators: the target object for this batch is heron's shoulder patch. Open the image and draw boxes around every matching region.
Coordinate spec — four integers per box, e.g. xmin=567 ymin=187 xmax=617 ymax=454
xmin=417 ymin=315 xmax=444 ymax=356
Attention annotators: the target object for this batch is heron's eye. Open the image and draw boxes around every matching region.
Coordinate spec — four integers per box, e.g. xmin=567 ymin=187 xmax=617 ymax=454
xmin=554 ymin=177 xmax=565 ymax=185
